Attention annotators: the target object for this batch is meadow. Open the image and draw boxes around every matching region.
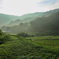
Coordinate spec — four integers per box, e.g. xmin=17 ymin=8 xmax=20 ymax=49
xmin=0 ymin=35 xmax=59 ymax=59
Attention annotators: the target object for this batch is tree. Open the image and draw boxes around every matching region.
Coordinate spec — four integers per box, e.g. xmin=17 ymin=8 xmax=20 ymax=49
xmin=0 ymin=30 xmax=3 ymax=35
xmin=17 ymin=32 xmax=29 ymax=37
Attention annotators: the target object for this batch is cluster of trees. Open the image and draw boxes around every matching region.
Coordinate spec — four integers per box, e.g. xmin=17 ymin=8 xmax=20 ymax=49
xmin=0 ymin=30 xmax=11 ymax=44
xmin=17 ymin=32 xmax=34 ymax=37
xmin=0 ymin=30 xmax=3 ymax=35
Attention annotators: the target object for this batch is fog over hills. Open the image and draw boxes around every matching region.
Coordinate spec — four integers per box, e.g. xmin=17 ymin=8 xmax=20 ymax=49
xmin=0 ymin=12 xmax=43 ymax=27
xmin=0 ymin=14 xmax=19 ymax=28
xmin=1 ymin=8 xmax=59 ymax=35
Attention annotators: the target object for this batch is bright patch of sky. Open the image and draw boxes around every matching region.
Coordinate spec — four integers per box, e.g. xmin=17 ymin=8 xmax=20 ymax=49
xmin=0 ymin=0 xmax=2 ymax=5
xmin=0 ymin=0 xmax=59 ymax=16
xmin=0 ymin=0 xmax=2 ymax=2
xmin=39 ymin=0 xmax=56 ymax=5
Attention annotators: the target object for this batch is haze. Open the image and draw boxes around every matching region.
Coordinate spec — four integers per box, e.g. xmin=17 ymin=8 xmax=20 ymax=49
xmin=0 ymin=0 xmax=59 ymax=16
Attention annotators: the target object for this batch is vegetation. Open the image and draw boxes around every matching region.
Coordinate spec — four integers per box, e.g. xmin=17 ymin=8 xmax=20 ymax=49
xmin=29 ymin=11 xmax=59 ymax=36
xmin=0 ymin=9 xmax=59 ymax=59
xmin=0 ymin=30 xmax=3 ymax=35
xmin=0 ymin=30 xmax=11 ymax=44
xmin=0 ymin=30 xmax=59 ymax=59
xmin=17 ymin=32 xmax=34 ymax=37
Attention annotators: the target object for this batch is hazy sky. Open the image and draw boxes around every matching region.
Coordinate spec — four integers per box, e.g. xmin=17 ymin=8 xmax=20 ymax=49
xmin=0 ymin=0 xmax=59 ymax=16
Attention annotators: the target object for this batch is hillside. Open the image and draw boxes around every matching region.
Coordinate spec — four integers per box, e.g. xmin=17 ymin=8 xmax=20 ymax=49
xmin=0 ymin=33 xmax=59 ymax=59
xmin=7 ymin=12 xmax=43 ymax=26
xmin=0 ymin=8 xmax=59 ymax=59
xmin=8 ymin=19 xmax=22 ymax=26
xmin=0 ymin=14 xmax=19 ymax=28
xmin=29 ymin=11 xmax=59 ymax=35
xmin=1 ymin=9 xmax=59 ymax=35
xmin=19 ymin=12 xmax=43 ymax=20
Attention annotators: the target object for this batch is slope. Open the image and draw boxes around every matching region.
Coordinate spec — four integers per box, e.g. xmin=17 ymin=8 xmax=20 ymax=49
xmin=0 ymin=13 xmax=19 ymax=28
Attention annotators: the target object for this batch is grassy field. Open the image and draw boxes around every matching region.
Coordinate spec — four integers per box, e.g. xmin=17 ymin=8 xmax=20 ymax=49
xmin=0 ymin=35 xmax=59 ymax=59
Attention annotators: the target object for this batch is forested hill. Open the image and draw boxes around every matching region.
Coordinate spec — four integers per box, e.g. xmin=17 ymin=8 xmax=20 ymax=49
xmin=1 ymin=9 xmax=59 ymax=35
xmin=7 ymin=12 xmax=43 ymax=27
xmin=8 ymin=9 xmax=59 ymax=27
xmin=29 ymin=10 xmax=59 ymax=35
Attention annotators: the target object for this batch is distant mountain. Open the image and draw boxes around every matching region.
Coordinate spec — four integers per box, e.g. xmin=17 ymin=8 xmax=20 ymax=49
xmin=19 ymin=8 xmax=59 ymax=22
xmin=29 ymin=9 xmax=59 ymax=35
xmin=1 ymin=8 xmax=59 ymax=35
xmin=8 ymin=19 xmax=22 ymax=26
xmin=8 ymin=12 xmax=43 ymax=26
xmin=19 ymin=12 xmax=43 ymax=20
xmin=1 ymin=9 xmax=59 ymax=28
xmin=0 ymin=14 xmax=19 ymax=28
xmin=1 ymin=22 xmax=30 ymax=34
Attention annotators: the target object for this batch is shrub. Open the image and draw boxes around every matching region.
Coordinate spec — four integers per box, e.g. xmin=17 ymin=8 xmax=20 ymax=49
xmin=17 ymin=32 xmax=29 ymax=37
xmin=0 ymin=35 xmax=11 ymax=44
xmin=0 ymin=30 xmax=3 ymax=35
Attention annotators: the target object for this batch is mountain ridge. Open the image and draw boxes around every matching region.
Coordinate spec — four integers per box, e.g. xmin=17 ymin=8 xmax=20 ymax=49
xmin=1 ymin=8 xmax=59 ymax=35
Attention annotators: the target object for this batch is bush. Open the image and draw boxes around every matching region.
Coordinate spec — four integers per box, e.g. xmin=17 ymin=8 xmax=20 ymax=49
xmin=0 ymin=35 xmax=11 ymax=44
xmin=17 ymin=32 xmax=30 ymax=37
xmin=0 ymin=30 xmax=3 ymax=35
xmin=17 ymin=32 xmax=34 ymax=37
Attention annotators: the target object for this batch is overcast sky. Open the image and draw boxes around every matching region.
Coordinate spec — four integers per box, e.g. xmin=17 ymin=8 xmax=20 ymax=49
xmin=0 ymin=0 xmax=59 ymax=16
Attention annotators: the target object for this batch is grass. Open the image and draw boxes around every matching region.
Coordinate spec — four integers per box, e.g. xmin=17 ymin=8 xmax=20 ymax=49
xmin=0 ymin=35 xmax=59 ymax=59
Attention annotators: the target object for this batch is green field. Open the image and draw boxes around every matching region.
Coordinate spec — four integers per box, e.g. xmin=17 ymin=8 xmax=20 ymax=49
xmin=0 ymin=35 xmax=59 ymax=59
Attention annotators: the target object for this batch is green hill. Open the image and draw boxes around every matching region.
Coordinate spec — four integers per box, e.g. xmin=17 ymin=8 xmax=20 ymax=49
xmin=29 ymin=10 xmax=59 ymax=35
xmin=0 ymin=14 xmax=19 ymax=28
xmin=1 ymin=9 xmax=59 ymax=35
xmin=19 ymin=12 xmax=43 ymax=20
xmin=7 ymin=12 xmax=43 ymax=27
xmin=0 ymin=34 xmax=59 ymax=59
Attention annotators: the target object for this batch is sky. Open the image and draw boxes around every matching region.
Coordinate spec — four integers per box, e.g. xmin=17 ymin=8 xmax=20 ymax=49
xmin=0 ymin=0 xmax=59 ymax=16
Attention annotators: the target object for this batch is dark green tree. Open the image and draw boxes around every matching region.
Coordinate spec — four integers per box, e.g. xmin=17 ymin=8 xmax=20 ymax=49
xmin=0 ymin=29 xmax=3 ymax=35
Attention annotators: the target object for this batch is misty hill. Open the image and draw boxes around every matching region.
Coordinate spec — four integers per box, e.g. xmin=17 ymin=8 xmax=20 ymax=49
xmin=8 ymin=12 xmax=43 ymax=26
xmin=1 ymin=22 xmax=30 ymax=34
xmin=29 ymin=10 xmax=59 ymax=35
xmin=1 ymin=9 xmax=58 ymax=27
xmin=0 ymin=14 xmax=19 ymax=28
xmin=19 ymin=12 xmax=43 ymax=20
xmin=0 ymin=9 xmax=59 ymax=28
xmin=1 ymin=9 xmax=59 ymax=35
xmin=8 ymin=17 xmax=34 ymax=27
xmin=19 ymin=8 xmax=59 ymax=22
xmin=0 ymin=12 xmax=43 ymax=28
xmin=8 ymin=19 xmax=22 ymax=26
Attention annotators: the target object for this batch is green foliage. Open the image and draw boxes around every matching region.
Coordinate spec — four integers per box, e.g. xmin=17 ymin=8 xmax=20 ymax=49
xmin=17 ymin=32 xmax=34 ymax=37
xmin=0 ymin=35 xmax=11 ymax=44
xmin=0 ymin=35 xmax=59 ymax=59
xmin=17 ymin=32 xmax=29 ymax=37
xmin=0 ymin=9 xmax=59 ymax=59
xmin=0 ymin=29 xmax=3 ymax=35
